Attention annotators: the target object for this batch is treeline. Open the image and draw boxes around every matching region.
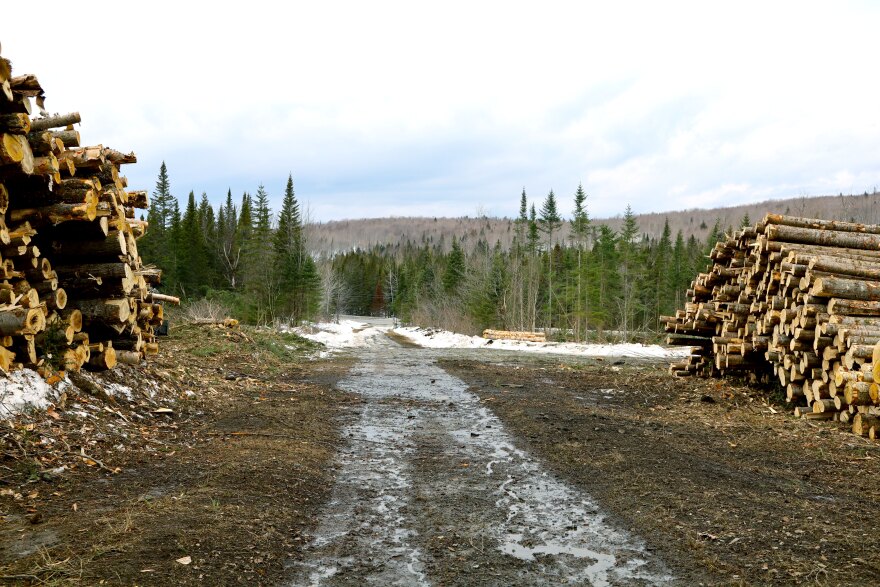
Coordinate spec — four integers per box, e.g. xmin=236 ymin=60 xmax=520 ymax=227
xmin=138 ymin=163 xmax=320 ymax=323
xmin=327 ymin=184 xmax=736 ymax=340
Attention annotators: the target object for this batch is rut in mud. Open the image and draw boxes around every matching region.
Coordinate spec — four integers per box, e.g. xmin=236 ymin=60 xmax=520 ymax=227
xmin=285 ymin=334 xmax=671 ymax=586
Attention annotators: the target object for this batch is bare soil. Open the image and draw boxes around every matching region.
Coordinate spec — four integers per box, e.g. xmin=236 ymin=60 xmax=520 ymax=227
xmin=5 ymin=328 xmax=880 ymax=586
xmin=440 ymin=356 xmax=880 ymax=586
xmin=0 ymin=324 xmax=355 ymax=586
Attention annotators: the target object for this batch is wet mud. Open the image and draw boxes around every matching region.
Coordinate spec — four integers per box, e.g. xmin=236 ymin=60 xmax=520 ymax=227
xmin=286 ymin=336 xmax=670 ymax=586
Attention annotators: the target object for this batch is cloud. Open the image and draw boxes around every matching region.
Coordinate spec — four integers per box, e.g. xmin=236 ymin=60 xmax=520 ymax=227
xmin=3 ymin=1 xmax=880 ymax=222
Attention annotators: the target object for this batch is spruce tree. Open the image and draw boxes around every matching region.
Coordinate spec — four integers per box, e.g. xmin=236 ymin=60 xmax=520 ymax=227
xmin=245 ymin=184 xmax=276 ymax=322
xmin=539 ymin=190 xmax=562 ymax=331
xmin=570 ymin=183 xmax=590 ymax=339
xmin=527 ymin=204 xmax=540 ymax=253
xmin=443 ymin=237 xmax=466 ymax=293
xmin=514 ymin=188 xmax=528 ymax=253
xmin=274 ymin=174 xmax=303 ymax=316
xmin=141 ymin=162 xmax=174 ymax=283
xmin=178 ymin=191 xmax=208 ymax=296
xmin=618 ymin=205 xmax=642 ymax=338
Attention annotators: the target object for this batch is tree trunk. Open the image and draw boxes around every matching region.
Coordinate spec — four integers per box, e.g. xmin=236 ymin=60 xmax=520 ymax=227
xmin=30 ymin=112 xmax=81 ymax=132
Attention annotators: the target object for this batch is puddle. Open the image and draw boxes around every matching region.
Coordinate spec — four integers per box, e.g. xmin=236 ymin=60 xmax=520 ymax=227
xmin=285 ymin=336 xmax=671 ymax=585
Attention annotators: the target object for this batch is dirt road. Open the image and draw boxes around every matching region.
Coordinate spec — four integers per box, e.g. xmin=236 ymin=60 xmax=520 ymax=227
xmin=5 ymin=321 xmax=880 ymax=585
xmin=287 ymin=329 xmax=671 ymax=586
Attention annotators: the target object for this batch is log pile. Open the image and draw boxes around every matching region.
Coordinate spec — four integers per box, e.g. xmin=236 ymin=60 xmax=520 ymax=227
xmin=0 ymin=48 xmax=165 ymax=374
xmin=482 ymin=329 xmax=547 ymax=343
xmin=665 ymin=213 xmax=880 ymax=437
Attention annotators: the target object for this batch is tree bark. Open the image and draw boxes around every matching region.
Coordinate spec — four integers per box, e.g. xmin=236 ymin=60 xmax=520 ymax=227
xmin=0 ymin=307 xmax=45 ymax=335
xmin=30 ymin=112 xmax=81 ymax=132
xmin=767 ymin=224 xmax=880 ymax=251
xmin=812 ymin=276 xmax=880 ymax=301
xmin=0 ymin=113 xmax=30 ymax=133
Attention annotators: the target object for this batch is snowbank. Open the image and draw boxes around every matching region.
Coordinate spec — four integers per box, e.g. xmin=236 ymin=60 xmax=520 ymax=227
xmin=289 ymin=318 xmax=689 ymax=360
xmin=291 ymin=319 xmax=389 ymax=351
xmin=0 ymin=369 xmax=67 ymax=420
xmin=394 ymin=326 xmax=690 ymax=359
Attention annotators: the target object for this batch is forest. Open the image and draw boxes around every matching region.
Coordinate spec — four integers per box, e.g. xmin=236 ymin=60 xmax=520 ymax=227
xmin=144 ymin=161 xmax=740 ymax=340
xmin=138 ymin=163 xmax=321 ymax=324
xmin=327 ymin=186 xmax=734 ymax=340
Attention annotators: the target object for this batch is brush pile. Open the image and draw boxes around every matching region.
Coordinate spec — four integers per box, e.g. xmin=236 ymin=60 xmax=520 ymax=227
xmin=665 ymin=214 xmax=880 ymax=437
xmin=0 ymin=48 xmax=170 ymax=374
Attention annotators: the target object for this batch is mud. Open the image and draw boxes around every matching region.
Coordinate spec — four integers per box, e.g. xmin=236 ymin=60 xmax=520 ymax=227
xmin=442 ymin=356 xmax=880 ymax=586
xmin=286 ymin=334 xmax=670 ymax=586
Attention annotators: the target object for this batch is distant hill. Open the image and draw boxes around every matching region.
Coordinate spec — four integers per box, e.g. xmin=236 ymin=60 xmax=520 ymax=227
xmin=307 ymin=191 xmax=880 ymax=255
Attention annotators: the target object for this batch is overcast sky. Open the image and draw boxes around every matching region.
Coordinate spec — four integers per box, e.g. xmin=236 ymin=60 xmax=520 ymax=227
xmin=3 ymin=1 xmax=879 ymax=221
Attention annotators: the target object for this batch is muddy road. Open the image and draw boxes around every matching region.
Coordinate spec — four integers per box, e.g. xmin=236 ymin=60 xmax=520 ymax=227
xmin=287 ymin=331 xmax=671 ymax=586
xmin=5 ymin=321 xmax=880 ymax=585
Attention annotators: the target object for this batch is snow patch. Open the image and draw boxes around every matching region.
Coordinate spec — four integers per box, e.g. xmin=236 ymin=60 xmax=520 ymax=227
xmin=0 ymin=369 xmax=67 ymax=420
xmin=289 ymin=319 xmax=391 ymax=351
xmin=394 ymin=326 xmax=690 ymax=359
xmin=104 ymin=383 xmax=134 ymax=401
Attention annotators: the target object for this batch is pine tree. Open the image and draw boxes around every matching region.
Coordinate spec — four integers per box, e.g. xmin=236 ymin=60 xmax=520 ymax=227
xmin=570 ymin=183 xmax=590 ymax=339
xmin=527 ymin=204 xmax=539 ymax=253
xmin=443 ymin=237 xmax=466 ymax=292
xmin=245 ymin=184 xmax=277 ymax=323
xmin=671 ymin=229 xmax=687 ymax=309
xmin=618 ymin=205 xmax=642 ymax=338
xmin=570 ymin=183 xmax=589 ymax=244
xmin=141 ymin=162 xmax=175 ymax=284
xmin=514 ymin=188 xmax=528 ymax=253
xmin=217 ymin=189 xmax=242 ymax=289
xmin=274 ymin=174 xmax=303 ymax=317
xmin=539 ymin=190 xmax=562 ymax=331
xmin=651 ymin=218 xmax=673 ymax=327
xmin=587 ymin=224 xmax=619 ymax=330
xmin=178 ymin=191 xmax=209 ymax=297
xmin=538 ymin=189 xmax=562 ymax=242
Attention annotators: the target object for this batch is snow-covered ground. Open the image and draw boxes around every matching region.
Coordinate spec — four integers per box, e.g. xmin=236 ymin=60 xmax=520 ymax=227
xmin=0 ymin=370 xmax=69 ymax=420
xmin=294 ymin=317 xmax=690 ymax=360
xmin=291 ymin=319 xmax=394 ymax=354
xmin=395 ymin=326 xmax=690 ymax=359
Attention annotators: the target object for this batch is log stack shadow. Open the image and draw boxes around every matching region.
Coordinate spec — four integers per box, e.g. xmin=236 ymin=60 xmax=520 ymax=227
xmin=666 ymin=213 xmax=880 ymax=438
xmin=0 ymin=49 xmax=169 ymax=375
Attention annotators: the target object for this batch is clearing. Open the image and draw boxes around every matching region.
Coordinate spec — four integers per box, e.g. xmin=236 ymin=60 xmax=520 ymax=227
xmin=2 ymin=318 xmax=879 ymax=585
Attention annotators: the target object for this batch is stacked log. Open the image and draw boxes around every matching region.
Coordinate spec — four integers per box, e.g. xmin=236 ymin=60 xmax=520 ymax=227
xmin=482 ymin=329 xmax=547 ymax=343
xmin=0 ymin=48 xmax=166 ymax=373
xmin=665 ymin=213 xmax=880 ymax=437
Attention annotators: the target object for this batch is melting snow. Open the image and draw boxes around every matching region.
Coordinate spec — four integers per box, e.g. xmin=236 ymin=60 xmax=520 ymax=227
xmin=290 ymin=319 xmax=390 ymax=351
xmin=291 ymin=317 xmax=689 ymax=360
xmin=0 ymin=369 xmax=68 ymax=420
xmin=396 ymin=326 xmax=689 ymax=359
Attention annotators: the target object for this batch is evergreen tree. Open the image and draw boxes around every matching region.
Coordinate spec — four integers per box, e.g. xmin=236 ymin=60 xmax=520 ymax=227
xmin=650 ymin=218 xmax=674 ymax=327
xmin=538 ymin=189 xmax=563 ymax=331
xmin=527 ymin=204 xmax=540 ymax=253
xmin=178 ymin=191 xmax=209 ymax=297
xmin=244 ymin=184 xmax=277 ymax=323
xmin=443 ymin=237 xmax=466 ymax=292
xmin=217 ymin=189 xmax=242 ymax=289
xmin=538 ymin=189 xmax=562 ymax=243
xmin=570 ymin=183 xmax=590 ymax=339
xmin=587 ymin=224 xmax=619 ymax=330
xmin=274 ymin=174 xmax=303 ymax=317
xmin=514 ymin=188 xmax=528 ymax=252
xmin=141 ymin=162 xmax=175 ymax=285
xmin=671 ymin=229 xmax=688 ymax=309
xmin=617 ymin=205 xmax=642 ymax=338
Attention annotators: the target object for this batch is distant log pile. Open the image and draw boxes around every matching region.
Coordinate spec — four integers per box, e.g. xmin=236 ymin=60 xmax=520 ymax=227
xmin=0 ymin=49 xmax=169 ymax=373
xmin=482 ymin=329 xmax=547 ymax=343
xmin=665 ymin=213 xmax=880 ymax=437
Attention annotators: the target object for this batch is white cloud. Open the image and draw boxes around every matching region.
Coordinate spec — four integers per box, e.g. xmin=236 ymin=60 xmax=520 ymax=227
xmin=3 ymin=1 xmax=879 ymax=221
